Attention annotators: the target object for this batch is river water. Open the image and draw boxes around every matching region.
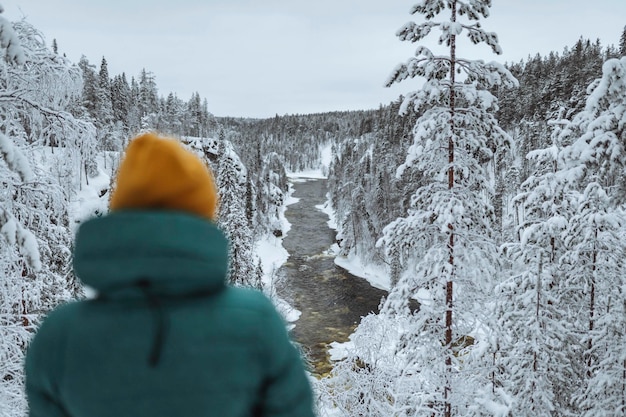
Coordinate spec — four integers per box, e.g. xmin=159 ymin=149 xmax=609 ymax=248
xmin=276 ymin=178 xmax=387 ymax=377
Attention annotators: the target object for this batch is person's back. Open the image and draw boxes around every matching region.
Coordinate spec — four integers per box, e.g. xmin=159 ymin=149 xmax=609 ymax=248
xmin=25 ymin=133 xmax=315 ymax=417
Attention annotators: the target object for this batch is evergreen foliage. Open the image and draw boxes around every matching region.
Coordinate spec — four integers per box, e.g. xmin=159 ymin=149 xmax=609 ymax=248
xmin=324 ymin=2 xmax=516 ymax=414
xmin=214 ymin=141 xmax=258 ymax=288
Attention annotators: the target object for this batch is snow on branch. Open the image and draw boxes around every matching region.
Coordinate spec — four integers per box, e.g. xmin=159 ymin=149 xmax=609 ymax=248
xmin=0 ymin=91 xmax=79 ymax=121
xmin=0 ymin=207 xmax=41 ymax=271
xmin=437 ymin=21 xmax=464 ymax=46
xmin=410 ymin=1 xmax=447 ymax=20
xmin=397 ymin=21 xmax=438 ymax=43
xmin=411 ymin=1 xmax=491 ymax=21
xmin=0 ymin=132 xmax=34 ymax=182
xmin=465 ymin=26 xmax=502 ymax=54
xmin=384 ymin=46 xmax=450 ymax=87
xmin=585 ymin=56 xmax=626 ymax=116
xmin=0 ymin=9 xmax=25 ymax=65
xmin=461 ymin=59 xmax=519 ymax=88
xmin=562 ymin=57 xmax=626 ymax=181
xmin=457 ymin=0 xmax=491 ymax=20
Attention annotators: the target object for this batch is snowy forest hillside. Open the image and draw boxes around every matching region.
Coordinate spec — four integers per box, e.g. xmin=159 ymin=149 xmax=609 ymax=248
xmin=315 ymin=3 xmax=626 ymax=417
xmin=0 ymin=12 xmax=293 ymax=415
xmin=1 ymin=1 xmax=626 ymax=416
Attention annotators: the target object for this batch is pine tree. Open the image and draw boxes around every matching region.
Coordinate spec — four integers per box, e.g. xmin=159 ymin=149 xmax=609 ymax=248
xmin=558 ymin=56 xmax=626 ymax=416
xmin=187 ymin=92 xmax=203 ymax=137
xmin=383 ymin=1 xmax=516 ymax=417
xmin=563 ymin=182 xmax=626 ymax=417
xmin=126 ymin=76 xmax=142 ymax=133
xmin=137 ymin=69 xmax=159 ymax=129
xmin=216 ymin=141 xmax=256 ymax=287
xmin=111 ymin=73 xmax=132 ymax=133
xmin=496 ymin=114 xmax=581 ymax=416
xmin=619 ymin=25 xmax=626 ymax=56
xmin=245 ymin=178 xmax=254 ymax=228
xmin=161 ymin=92 xmax=184 ymax=136
xmin=95 ymin=57 xmax=118 ymax=155
xmin=365 ymin=1 xmax=515 ymax=415
xmin=77 ymin=55 xmax=98 ymax=118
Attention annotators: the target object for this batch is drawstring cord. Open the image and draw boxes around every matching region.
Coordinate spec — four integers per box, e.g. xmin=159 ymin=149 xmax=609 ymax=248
xmin=95 ymin=280 xmax=215 ymax=368
xmin=137 ymin=279 xmax=168 ymax=367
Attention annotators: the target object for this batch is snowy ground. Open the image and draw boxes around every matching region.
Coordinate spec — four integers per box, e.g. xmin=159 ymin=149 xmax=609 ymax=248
xmin=315 ymin=201 xmax=391 ymax=292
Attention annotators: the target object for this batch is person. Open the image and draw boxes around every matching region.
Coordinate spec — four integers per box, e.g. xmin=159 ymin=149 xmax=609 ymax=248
xmin=24 ymin=133 xmax=316 ymax=417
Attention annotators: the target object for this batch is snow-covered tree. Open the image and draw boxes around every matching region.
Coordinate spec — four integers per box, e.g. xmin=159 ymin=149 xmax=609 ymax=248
xmin=95 ymin=57 xmax=120 ymax=155
xmin=137 ymin=68 xmax=159 ymax=130
xmin=77 ymin=55 xmax=98 ymax=118
xmin=565 ymin=183 xmax=626 ymax=417
xmin=110 ymin=73 xmax=131 ymax=131
xmin=256 ymin=151 xmax=288 ymax=236
xmin=160 ymin=92 xmax=185 ymax=137
xmin=495 ymin=113 xmax=583 ymax=416
xmin=215 ymin=140 xmax=259 ymax=288
xmin=327 ymin=1 xmax=517 ymax=416
xmin=0 ymin=14 xmax=89 ymax=416
xmin=557 ymin=56 xmax=626 ymax=417
xmin=318 ymin=312 xmax=418 ymax=417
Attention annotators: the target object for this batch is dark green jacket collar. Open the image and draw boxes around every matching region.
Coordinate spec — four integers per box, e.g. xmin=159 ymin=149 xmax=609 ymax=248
xmin=73 ymin=211 xmax=229 ymax=298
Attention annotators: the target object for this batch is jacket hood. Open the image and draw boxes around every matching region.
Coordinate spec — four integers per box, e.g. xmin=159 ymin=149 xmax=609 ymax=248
xmin=74 ymin=211 xmax=229 ymax=298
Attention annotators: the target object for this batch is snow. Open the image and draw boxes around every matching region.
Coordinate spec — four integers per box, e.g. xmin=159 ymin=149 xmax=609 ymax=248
xmin=0 ymin=211 xmax=42 ymax=271
xmin=441 ymin=21 xmax=463 ymax=36
xmin=334 ymin=253 xmax=391 ymax=291
xmin=323 ymin=205 xmax=392 ymax=290
xmin=327 ymin=340 xmax=354 ymax=361
xmin=68 ymin=167 xmax=111 ymax=234
xmin=254 ymin=189 xmax=302 ymax=325
xmin=0 ymin=13 xmax=25 ymax=65
xmin=0 ymin=132 xmax=34 ymax=182
xmin=0 ymin=214 xmax=16 ymax=245
xmin=316 ymin=201 xmax=337 ymax=232
xmin=286 ymin=141 xmax=332 ymax=180
xmin=16 ymin=225 xmax=41 ymax=271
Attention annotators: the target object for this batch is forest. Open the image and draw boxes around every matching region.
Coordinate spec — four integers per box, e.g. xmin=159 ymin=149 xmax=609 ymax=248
xmin=1 ymin=1 xmax=626 ymax=416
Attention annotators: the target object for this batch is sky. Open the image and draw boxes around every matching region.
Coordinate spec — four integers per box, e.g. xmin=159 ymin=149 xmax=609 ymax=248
xmin=2 ymin=0 xmax=625 ymax=119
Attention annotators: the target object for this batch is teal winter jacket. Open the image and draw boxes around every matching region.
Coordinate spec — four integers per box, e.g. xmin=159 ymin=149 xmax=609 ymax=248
xmin=25 ymin=211 xmax=315 ymax=417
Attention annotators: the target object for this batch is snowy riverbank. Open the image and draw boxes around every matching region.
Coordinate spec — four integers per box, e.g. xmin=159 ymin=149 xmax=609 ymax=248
xmin=254 ymin=185 xmax=302 ymax=325
xmin=315 ymin=200 xmax=391 ymax=292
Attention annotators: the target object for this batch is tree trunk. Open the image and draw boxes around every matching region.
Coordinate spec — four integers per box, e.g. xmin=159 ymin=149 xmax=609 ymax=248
xmin=445 ymin=2 xmax=457 ymax=417
xmin=534 ymin=255 xmax=542 ymax=373
xmin=587 ymin=230 xmax=597 ymax=377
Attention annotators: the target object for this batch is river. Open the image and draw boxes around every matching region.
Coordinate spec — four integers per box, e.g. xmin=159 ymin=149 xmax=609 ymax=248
xmin=276 ymin=177 xmax=388 ymax=377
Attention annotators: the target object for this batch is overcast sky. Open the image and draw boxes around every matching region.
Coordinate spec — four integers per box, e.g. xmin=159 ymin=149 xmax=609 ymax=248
xmin=2 ymin=1 xmax=625 ymax=118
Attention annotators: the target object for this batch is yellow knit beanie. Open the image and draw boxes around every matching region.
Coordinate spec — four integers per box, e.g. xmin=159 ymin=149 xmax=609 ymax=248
xmin=110 ymin=133 xmax=218 ymax=220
